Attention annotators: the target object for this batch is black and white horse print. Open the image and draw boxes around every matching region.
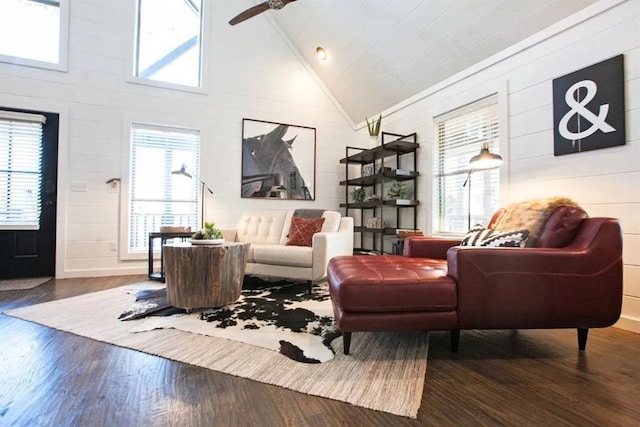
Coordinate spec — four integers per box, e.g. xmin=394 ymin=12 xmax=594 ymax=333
xmin=242 ymin=124 xmax=312 ymax=199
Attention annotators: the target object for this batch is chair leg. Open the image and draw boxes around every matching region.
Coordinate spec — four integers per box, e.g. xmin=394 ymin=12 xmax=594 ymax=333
xmin=343 ymin=332 xmax=352 ymax=355
xmin=577 ymin=328 xmax=589 ymax=351
xmin=307 ymin=280 xmax=313 ymax=294
xmin=450 ymin=329 xmax=460 ymax=353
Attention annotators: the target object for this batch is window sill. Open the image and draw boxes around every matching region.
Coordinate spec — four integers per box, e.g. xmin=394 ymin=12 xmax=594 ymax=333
xmin=0 ymin=54 xmax=68 ymax=72
xmin=126 ymin=76 xmax=208 ymax=95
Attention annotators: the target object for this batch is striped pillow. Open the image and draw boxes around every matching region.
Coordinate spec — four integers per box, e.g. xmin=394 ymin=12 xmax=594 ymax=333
xmin=461 ymin=224 xmax=529 ymax=247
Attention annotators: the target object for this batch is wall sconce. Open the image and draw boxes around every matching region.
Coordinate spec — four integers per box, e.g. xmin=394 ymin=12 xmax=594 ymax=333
xmin=316 ymin=46 xmax=327 ymax=61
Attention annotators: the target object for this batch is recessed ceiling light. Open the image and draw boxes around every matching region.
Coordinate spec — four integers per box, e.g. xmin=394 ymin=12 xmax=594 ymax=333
xmin=316 ymin=46 xmax=327 ymax=61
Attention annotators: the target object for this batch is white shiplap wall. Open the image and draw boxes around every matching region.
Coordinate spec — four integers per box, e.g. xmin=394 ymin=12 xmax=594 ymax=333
xmin=0 ymin=0 xmax=354 ymax=277
xmin=367 ymin=0 xmax=640 ymax=332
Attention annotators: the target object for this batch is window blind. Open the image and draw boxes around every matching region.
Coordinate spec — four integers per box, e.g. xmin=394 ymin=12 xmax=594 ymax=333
xmin=129 ymin=123 xmax=200 ymax=252
xmin=433 ymin=95 xmax=500 ymax=233
xmin=0 ymin=111 xmax=46 ymax=230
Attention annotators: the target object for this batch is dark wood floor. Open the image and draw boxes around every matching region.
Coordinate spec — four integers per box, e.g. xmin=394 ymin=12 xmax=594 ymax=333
xmin=1 ymin=275 xmax=639 ymax=426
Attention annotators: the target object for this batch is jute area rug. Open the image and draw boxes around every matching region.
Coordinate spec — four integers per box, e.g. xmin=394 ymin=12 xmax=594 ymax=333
xmin=0 ymin=277 xmax=51 ymax=291
xmin=5 ymin=281 xmax=429 ymax=418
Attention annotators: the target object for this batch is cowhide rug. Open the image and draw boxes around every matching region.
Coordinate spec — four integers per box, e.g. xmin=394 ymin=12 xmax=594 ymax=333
xmin=121 ymin=277 xmax=341 ymax=364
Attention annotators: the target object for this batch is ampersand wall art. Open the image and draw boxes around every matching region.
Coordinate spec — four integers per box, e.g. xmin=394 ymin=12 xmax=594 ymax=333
xmin=552 ymin=54 xmax=625 ymax=156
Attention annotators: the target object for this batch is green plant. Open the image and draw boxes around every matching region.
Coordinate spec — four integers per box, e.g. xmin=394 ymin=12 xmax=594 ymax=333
xmin=366 ymin=114 xmax=381 ymax=137
xmin=192 ymin=221 xmax=223 ymax=240
xmin=386 ymin=180 xmax=409 ymax=199
xmin=350 ymin=187 xmax=366 ymax=203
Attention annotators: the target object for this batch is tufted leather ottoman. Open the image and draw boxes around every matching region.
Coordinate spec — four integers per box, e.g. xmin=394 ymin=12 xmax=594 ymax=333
xmin=327 ymin=255 xmax=458 ymax=354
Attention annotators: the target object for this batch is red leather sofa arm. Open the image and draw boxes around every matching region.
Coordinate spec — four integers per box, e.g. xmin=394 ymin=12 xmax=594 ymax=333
xmin=446 ymin=218 xmax=623 ymax=330
xmin=403 ymin=236 xmax=462 ymax=259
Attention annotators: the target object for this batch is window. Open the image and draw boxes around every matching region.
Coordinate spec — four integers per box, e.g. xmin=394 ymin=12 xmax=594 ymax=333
xmin=0 ymin=0 xmax=68 ymax=70
xmin=0 ymin=111 xmax=46 ymax=230
xmin=433 ymin=95 xmax=500 ymax=234
xmin=134 ymin=0 xmax=203 ymax=88
xmin=128 ymin=124 xmax=200 ymax=254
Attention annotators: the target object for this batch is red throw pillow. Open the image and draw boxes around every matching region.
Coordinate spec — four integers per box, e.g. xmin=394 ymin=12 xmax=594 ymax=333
xmin=286 ymin=216 xmax=325 ymax=247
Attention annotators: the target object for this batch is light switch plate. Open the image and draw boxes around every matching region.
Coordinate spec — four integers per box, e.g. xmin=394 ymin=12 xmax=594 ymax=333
xmin=71 ymin=181 xmax=88 ymax=192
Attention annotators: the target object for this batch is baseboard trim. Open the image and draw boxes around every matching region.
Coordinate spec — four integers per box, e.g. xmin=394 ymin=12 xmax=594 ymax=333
xmin=58 ymin=267 xmax=146 ymax=279
xmin=615 ymin=316 xmax=640 ymax=334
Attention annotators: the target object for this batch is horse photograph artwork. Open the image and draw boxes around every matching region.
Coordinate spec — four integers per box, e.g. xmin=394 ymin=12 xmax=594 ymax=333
xmin=241 ymin=118 xmax=316 ymax=200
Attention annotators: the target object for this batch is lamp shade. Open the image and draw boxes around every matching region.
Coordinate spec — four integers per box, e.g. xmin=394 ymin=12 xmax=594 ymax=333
xmin=171 ymin=164 xmax=192 ymax=179
xmin=469 ymin=142 xmax=503 ymax=170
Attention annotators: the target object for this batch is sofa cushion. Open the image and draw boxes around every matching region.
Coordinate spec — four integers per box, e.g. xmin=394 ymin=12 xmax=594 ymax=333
xmin=461 ymin=224 xmax=529 ymax=247
xmin=237 ymin=211 xmax=287 ymax=244
xmin=252 ymin=244 xmax=313 ymax=267
xmin=328 ymin=255 xmax=456 ymax=313
xmin=286 ymin=216 xmax=325 ymax=247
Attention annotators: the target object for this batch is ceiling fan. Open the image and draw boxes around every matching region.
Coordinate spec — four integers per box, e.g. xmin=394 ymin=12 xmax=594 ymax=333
xmin=229 ymin=0 xmax=298 ymax=26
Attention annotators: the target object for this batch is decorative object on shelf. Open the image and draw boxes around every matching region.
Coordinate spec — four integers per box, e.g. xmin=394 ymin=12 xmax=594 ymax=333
xmin=159 ymin=226 xmax=191 ymax=233
xmin=361 ymin=164 xmax=375 ymax=177
xmin=378 ymin=166 xmax=391 ymax=174
xmin=241 ymin=118 xmax=316 ymax=200
xmin=386 ymin=180 xmax=409 ymax=199
xmin=396 ymin=229 xmax=423 ymax=238
xmin=172 ymin=164 xmax=213 ymax=229
xmin=366 ymin=217 xmax=383 ymax=229
xmin=350 ymin=187 xmax=366 ymax=203
xmin=366 ymin=114 xmax=382 ymax=137
xmin=191 ymin=222 xmax=223 ymax=241
xmin=363 ymin=194 xmax=381 ymax=203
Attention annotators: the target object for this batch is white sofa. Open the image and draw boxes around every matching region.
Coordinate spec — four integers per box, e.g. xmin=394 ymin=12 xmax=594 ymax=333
xmin=221 ymin=210 xmax=353 ymax=285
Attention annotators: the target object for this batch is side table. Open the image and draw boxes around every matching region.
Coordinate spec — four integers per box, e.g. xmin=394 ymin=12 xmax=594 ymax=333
xmin=148 ymin=231 xmax=193 ymax=282
xmin=163 ymin=242 xmax=250 ymax=310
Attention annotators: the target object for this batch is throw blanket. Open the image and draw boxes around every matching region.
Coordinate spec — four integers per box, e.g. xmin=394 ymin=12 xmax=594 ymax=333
xmin=492 ymin=197 xmax=582 ymax=247
xmin=293 ymin=209 xmax=325 ymax=218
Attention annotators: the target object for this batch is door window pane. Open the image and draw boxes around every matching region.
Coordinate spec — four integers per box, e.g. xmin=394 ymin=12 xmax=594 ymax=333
xmin=0 ymin=111 xmax=46 ymax=230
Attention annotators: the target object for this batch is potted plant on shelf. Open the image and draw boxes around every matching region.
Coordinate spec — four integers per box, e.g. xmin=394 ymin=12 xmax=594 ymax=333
xmin=366 ymin=114 xmax=381 ymax=138
xmin=351 ymin=187 xmax=366 ymax=203
xmin=386 ymin=180 xmax=410 ymax=203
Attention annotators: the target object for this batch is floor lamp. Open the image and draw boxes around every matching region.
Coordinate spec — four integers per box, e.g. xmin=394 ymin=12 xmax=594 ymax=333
xmin=171 ymin=164 xmax=213 ymax=230
xmin=463 ymin=142 xmax=503 ymax=229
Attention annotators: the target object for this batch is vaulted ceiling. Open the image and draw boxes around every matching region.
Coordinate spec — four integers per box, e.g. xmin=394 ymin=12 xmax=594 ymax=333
xmin=231 ymin=0 xmax=599 ymax=125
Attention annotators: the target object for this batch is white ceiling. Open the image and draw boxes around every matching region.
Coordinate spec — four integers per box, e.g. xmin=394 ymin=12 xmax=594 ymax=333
xmin=233 ymin=0 xmax=600 ymax=125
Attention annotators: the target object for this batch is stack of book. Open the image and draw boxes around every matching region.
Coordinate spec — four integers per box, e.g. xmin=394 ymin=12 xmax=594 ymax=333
xmin=396 ymin=229 xmax=423 ymax=238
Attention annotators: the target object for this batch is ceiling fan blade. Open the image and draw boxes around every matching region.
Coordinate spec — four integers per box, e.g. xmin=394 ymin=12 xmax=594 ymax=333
xmin=229 ymin=3 xmax=270 ymax=26
xmin=229 ymin=0 xmax=298 ymax=26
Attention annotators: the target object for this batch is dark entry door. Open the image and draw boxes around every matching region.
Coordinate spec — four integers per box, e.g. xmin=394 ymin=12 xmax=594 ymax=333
xmin=0 ymin=108 xmax=58 ymax=279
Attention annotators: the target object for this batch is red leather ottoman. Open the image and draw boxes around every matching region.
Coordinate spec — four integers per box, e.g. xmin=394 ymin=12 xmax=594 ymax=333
xmin=327 ymin=255 xmax=458 ymax=354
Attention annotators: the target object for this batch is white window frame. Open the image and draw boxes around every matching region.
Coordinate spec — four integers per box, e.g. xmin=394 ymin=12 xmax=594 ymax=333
xmin=127 ymin=0 xmax=209 ymax=94
xmin=432 ymin=91 xmax=506 ymax=235
xmin=120 ymin=121 xmax=201 ymax=260
xmin=0 ymin=0 xmax=69 ymax=72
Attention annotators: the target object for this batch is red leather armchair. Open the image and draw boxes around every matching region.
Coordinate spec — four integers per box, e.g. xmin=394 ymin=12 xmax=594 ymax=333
xmin=404 ymin=208 xmax=623 ymax=350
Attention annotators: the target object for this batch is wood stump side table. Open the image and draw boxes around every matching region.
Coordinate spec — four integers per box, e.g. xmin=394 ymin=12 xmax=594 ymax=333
xmin=163 ymin=242 xmax=250 ymax=310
